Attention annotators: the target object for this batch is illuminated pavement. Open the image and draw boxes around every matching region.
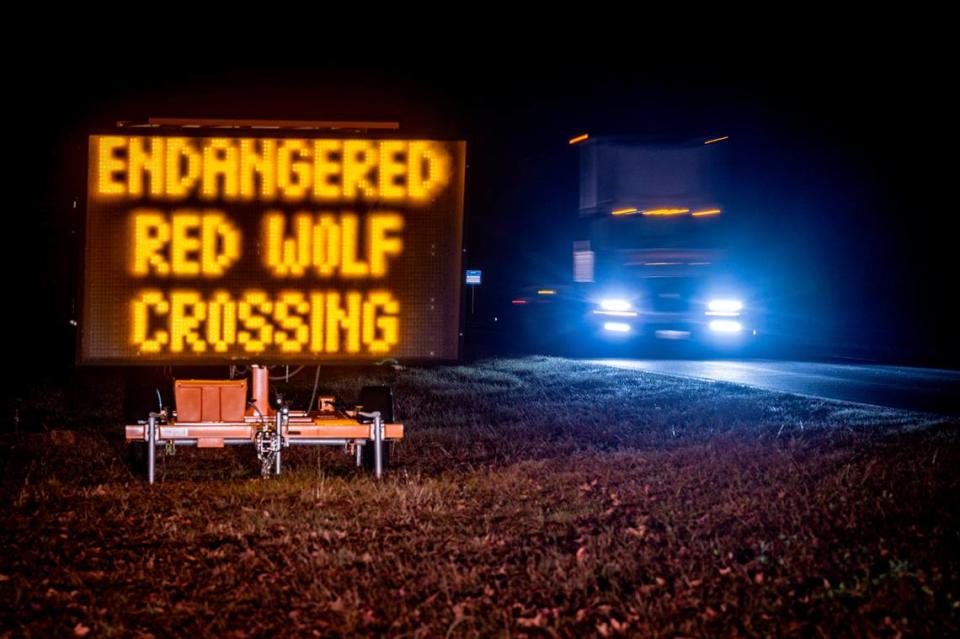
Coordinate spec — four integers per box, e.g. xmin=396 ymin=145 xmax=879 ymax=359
xmin=592 ymin=359 xmax=960 ymax=416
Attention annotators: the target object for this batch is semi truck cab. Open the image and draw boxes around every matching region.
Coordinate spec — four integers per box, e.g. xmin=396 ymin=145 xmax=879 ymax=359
xmin=571 ymin=134 xmax=756 ymax=347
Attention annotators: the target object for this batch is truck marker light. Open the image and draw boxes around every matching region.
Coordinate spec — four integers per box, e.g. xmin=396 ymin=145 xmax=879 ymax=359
xmin=709 ymin=320 xmax=743 ymax=333
xmin=568 ymin=133 xmax=589 ymax=145
xmin=692 ymin=209 xmax=721 ymax=217
xmin=642 ymin=208 xmax=689 ymax=216
xmin=603 ymin=322 xmax=631 ymax=333
xmin=611 ymin=207 xmax=638 ymax=216
xmin=537 ymin=289 xmax=556 ymax=295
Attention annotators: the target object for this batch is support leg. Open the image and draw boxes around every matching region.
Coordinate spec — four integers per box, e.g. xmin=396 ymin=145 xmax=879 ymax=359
xmin=274 ymin=409 xmax=283 ymax=477
xmin=147 ymin=413 xmax=156 ymax=485
xmin=373 ymin=412 xmax=383 ymax=479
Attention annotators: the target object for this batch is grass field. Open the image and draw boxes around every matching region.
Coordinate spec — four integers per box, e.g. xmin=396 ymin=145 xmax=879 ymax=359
xmin=2 ymin=357 xmax=958 ymax=637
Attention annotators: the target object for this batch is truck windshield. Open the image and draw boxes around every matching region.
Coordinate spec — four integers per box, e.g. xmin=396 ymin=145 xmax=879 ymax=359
xmin=592 ymin=215 xmax=725 ymax=250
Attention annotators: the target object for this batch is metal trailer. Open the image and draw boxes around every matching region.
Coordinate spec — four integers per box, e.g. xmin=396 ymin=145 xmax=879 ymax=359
xmin=125 ymin=364 xmax=402 ymax=483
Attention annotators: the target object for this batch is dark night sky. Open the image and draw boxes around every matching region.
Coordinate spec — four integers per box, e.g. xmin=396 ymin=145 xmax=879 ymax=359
xmin=7 ymin=27 xmax=957 ymax=367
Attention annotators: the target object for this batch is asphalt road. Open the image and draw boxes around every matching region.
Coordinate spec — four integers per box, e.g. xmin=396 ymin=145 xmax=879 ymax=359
xmin=592 ymin=359 xmax=960 ymax=416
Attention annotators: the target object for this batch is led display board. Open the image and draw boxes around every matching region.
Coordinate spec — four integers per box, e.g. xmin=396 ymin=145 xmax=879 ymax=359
xmin=81 ymin=134 xmax=466 ymax=363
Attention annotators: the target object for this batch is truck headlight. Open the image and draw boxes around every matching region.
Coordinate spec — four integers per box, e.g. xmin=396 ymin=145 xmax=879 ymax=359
xmin=706 ymin=299 xmax=743 ymax=316
xmin=600 ymin=298 xmax=632 ymax=312
xmin=709 ymin=319 xmax=743 ymax=333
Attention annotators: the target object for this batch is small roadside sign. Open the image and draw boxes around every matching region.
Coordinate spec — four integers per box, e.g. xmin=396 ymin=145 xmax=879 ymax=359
xmin=465 ymin=270 xmax=482 ymax=286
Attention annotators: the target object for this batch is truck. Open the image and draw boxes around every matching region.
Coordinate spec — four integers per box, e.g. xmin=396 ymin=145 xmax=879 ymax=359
xmin=570 ymin=133 xmax=756 ymax=350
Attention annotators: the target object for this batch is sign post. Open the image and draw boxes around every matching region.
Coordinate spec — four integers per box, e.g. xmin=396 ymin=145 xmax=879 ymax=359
xmin=465 ymin=270 xmax=481 ymax=315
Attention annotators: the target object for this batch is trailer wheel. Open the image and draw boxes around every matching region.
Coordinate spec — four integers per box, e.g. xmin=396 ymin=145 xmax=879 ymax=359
xmin=358 ymin=385 xmax=395 ymax=471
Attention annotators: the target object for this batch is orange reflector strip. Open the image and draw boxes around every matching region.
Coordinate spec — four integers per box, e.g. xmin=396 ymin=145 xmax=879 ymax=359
xmin=692 ymin=209 xmax=721 ymax=217
xmin=568 ymin=133 xmax=589 ymax=145
xmin=611 ymin=207 xmax=639 ymax=216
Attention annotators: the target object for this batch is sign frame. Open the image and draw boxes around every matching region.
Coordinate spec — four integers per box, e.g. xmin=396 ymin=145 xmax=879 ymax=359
xmin=77 ymin=128 xmax=466 ymax=365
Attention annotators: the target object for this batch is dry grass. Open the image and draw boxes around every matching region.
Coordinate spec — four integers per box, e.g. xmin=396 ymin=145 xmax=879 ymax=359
xmin=1 ymin=357 xmax=958 ymax=637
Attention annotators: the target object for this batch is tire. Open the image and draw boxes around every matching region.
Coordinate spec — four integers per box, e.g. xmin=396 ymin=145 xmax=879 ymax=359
xmin=358 ymin=385 xmax=395 ymax=471
xmin=127 ymin=441 xmax=148 ymax=477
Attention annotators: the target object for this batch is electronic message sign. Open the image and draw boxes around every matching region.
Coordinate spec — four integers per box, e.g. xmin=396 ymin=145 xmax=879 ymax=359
xmin=81 ymin=134 xmax=465 ymax=363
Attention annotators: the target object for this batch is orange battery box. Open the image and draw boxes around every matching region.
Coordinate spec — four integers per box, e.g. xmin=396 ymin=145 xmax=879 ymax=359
xmin=174 ymin=379 xmax=247 ymax=423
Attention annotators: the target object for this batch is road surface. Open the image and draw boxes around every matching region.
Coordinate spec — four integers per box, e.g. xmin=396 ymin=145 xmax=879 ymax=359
xmin=592 ymin=359 xmax=960 ymax=416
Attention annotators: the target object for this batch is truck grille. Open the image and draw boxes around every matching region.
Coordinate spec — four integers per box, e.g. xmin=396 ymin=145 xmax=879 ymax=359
xmin=644 ymin=278 xmax=696 ymax=314
xmin=650 ymin=294 xmax=689 ymax=313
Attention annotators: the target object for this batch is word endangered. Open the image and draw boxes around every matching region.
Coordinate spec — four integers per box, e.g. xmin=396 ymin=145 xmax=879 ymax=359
xmin=95 ymin=137 xmax=451 ymax=203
